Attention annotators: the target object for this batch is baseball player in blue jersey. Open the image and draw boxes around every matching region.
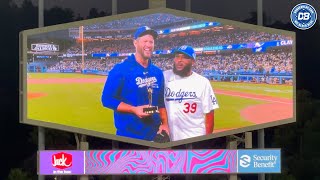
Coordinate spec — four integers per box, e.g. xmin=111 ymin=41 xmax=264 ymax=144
xmin=101 ymin=26 xmax=169 ymax=141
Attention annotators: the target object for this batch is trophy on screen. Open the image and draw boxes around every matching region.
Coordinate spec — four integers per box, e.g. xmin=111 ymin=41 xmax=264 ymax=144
xmin=143 ymin=84 xmax=159 ymax=114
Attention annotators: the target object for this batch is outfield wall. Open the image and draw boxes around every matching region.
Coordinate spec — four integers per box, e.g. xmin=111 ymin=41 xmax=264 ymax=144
xmin=206 ymin=74 xmax=293 ymax=85
xmin=28 ymin=65 xmax=292 ymax=85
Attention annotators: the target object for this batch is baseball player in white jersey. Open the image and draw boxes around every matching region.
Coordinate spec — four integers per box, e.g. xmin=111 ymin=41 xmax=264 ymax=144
xmin=163 ymin=45 xmax=219 ymax=141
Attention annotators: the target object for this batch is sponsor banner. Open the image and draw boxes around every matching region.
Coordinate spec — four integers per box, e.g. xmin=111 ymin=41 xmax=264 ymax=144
xmin=39 ymin=151 xmax=84 ymax=175
xmin=38 ymin=149 xmax=281 ymax=175
xmin=76 ymin=40 xmax=293 ymax=59
xmin=92 ymin=53 xmax=107 ymax=57
xmin=85 ymin=150 xmax=237 ymax=174
xmin=46 ymin=70 xmax=61 ymax=73
xmin=238 ymin=149 xmax=281 ymax=173
xmin=62 ymin=53 xmax=87 ymax=58
xmin=60 ymin=69 xmax=75 ymax=73
xmin=82 ymin=69 xmax=109 ymax=76
xmin=203 ymin=40 xmax=292 ymax=52
xmin=82 ymin=70 xmax=108 ymax=76
xmin=82 ymin=69 xmax=99 ymax=74
xmin=161 ymin=22 xmax=221 ymax=34
xmin=96 ymin=71 xmax=108 ymax=76
xmin=31 ymin=43 xmax=59 ymax=52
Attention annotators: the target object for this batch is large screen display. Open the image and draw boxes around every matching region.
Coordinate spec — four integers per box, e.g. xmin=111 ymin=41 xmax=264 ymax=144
xmin=20 ymin=8 xmax=295 ymax=147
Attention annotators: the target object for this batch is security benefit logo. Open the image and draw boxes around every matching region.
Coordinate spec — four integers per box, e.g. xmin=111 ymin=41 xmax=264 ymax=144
xmin=291 ymin=3 xmax=317 ymax=30
xmin=239 ymin=155 xmax=251 ymax=168
xmin=238 ymin=150 xmax=281 ymax=173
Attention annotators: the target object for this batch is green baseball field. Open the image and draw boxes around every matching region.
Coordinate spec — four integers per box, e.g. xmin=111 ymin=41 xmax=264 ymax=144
xmin=27 ymin=73 xmax=293 ymax=138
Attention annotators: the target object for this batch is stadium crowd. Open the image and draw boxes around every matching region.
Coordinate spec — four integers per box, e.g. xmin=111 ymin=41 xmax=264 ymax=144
xmin=83 ymin=13 xmax=192 ymax=30
xmin=47 ymin=48 xmax=293 ymax=85
xmin=38 ymin=17 xmax=294 ymax=85
xmin=64 ymin=30 xmax=291 ymax=55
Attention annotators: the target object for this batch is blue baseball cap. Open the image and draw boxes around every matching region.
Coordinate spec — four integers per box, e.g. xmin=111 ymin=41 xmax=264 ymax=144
xmin=134 ymin=26 xmax=158 ymax=40
xmin=173 ymin=45 xmax=196 ymax=60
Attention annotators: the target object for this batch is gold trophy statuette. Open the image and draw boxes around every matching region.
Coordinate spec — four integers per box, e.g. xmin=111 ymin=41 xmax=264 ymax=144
xmin=143 ymin=86 xmax=159 ymax=114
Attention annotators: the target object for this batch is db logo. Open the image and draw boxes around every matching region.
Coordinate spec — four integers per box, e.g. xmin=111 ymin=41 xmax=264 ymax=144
xmin=297 ymin=12 xmax=311 ymax=21
xmin=290 ymin=3 xmax=317 ymax=30
xmin=52 ymin=152 xmax=72 ymax=169
xmin=239 ymin=155 xmax=251 ymax=168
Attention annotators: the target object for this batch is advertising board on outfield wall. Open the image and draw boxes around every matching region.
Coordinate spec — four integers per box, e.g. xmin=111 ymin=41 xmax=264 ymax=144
xmin=20 ymin=8 xmax=296 ymax=148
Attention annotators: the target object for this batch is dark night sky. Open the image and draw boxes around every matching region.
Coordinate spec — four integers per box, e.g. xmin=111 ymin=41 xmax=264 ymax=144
xmin=1 ymin=0 xmax=320 ymax=179
xmin=13 ymin=0 xmax=320 ymax=24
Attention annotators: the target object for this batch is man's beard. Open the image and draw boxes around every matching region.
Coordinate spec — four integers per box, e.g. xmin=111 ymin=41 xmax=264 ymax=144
xmin=173 ymin=63 xmax=192 ymax=77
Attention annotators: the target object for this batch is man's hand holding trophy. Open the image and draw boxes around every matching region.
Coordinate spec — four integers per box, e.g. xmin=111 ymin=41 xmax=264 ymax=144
xmin=143 ymin=82 xmax=159 ymax=114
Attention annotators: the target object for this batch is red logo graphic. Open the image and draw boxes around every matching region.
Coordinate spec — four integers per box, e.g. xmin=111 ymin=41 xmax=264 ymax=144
xmin=52 ymin=152 xmax=72 ymax=169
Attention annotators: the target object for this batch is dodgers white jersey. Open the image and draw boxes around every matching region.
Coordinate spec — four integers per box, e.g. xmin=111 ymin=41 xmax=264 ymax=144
xmin=163 ymin=70 xmax=219 ymax=141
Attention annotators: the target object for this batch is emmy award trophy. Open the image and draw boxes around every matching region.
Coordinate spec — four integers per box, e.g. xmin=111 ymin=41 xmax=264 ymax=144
xmin=143 ymin=85 xmax=159 ymax=114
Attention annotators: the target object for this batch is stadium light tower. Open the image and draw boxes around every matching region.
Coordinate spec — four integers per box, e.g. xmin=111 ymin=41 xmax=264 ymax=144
xmin=38 ymin=0 xmax=45 ymax=180
xmin=112 ymin=0 xmax=117 ymax=15
xmin=257 ymin=0 xmax=265 ymax=180
xmin=80 ymin=26 xmax=85 ymax=72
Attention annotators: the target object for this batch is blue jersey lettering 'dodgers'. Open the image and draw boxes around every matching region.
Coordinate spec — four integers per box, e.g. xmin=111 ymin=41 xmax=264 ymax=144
xmin=101 ymin=26 xmax=169 ymax=141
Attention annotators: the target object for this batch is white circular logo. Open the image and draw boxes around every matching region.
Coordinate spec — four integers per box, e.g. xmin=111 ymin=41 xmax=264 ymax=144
xmin=239 ymin=155 xmax=251 ymax=168
xmin=180 ymin=45 xmax=188 ymax=50
xmin=290 ymin=3 xmax=317 ymax=30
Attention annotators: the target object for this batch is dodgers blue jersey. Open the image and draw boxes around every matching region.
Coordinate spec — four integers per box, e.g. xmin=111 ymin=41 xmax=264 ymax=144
xmin=101 ymin=54 xmax=165 ymax=141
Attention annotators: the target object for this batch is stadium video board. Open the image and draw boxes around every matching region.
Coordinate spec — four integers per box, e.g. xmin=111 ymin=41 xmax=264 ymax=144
xmin=20 ymin=8 xmax=295 ymax=148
